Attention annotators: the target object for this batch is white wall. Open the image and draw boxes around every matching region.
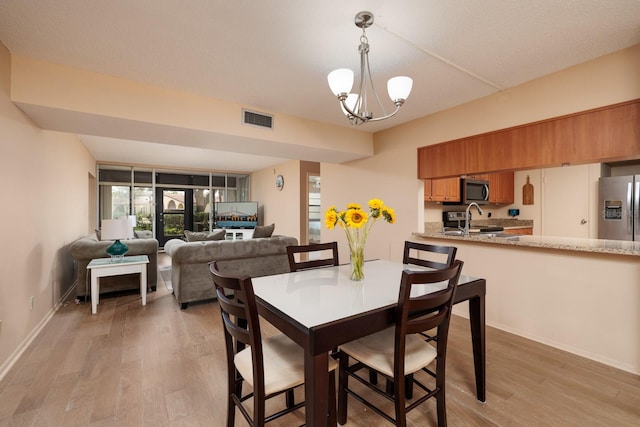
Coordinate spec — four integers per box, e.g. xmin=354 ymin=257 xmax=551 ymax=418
xmin=251 ymin=160 xmax=302 ymax=241
xmin=0 ymin=42 xmax=96 ymax=378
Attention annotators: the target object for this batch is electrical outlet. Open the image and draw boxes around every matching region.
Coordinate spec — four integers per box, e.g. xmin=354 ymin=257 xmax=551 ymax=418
xmin=30 ymin=296 xmax=34 ymax=311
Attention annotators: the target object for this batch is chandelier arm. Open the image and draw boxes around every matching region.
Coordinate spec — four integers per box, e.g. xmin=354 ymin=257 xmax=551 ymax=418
xmin=367 ymin=104 xmax=402 ymax=122
xmin=339 ymin=97 xmax=371 ymax=123
xmin=365 ymin=51 xmax=389 ymax=117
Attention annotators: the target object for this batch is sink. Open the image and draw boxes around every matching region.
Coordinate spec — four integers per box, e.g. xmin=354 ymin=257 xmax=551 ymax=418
xmin=443 ymin=230 xmax=464 ymax=236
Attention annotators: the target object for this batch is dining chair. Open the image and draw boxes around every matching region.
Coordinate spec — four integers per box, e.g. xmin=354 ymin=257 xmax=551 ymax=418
xmin=210 ymin=262 xmax=338 ymax=426
xmin=337 ymin=260 xmax=464 ymax=427
xmin=286 ymin=241 xmax=339 ymax=272
xmin=403 ymin=241 xmax=457 ymax=270
xmin=384 ymin=240 xmax=458 ymax=398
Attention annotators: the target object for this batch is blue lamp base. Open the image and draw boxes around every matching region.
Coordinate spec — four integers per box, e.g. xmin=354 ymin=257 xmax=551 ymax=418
xmin=106 ymin=239 xmax=129 ymax=262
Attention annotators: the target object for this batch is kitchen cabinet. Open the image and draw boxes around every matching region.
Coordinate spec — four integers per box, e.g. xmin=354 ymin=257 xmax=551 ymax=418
xmin=503 ymin=227 xmax=532 ymax=235
xmin=417 ymin=99 xmax=640 ymax=179
xmin=424 ymin=178 xmax=460 ymax=202
xmin=424 ymin=172 xmax=513 ymax=204
xmin=487 ymin=171 xmax=514 ymax=204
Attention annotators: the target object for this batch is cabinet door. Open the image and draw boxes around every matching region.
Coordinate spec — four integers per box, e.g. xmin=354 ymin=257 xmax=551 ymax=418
xmin=488 ymin=172 xmax=514 ymax=204
xmin=431 ymin=178 xmax=460 ymax=202
xmin=424 ymin=180 xmax=433 ymax=201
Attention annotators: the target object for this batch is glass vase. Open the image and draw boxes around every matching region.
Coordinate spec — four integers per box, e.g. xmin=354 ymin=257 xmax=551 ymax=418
xmin=349 ymin=242 xmax=365 ymax=281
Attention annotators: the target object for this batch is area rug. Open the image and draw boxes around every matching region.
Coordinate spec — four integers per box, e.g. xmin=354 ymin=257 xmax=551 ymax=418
xmin=159 ymin=266 xmax=172 ymax=292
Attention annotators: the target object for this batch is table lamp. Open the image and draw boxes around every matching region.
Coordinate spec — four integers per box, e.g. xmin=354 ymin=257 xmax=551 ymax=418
xmin=101 ymin=218 xmax=134 ymax=262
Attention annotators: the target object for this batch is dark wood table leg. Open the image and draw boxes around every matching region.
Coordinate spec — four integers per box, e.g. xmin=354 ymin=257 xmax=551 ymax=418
xmin=305 ymin=350 xmax=329 ymax=426
xmin=468 ymin=294 xmax=486 ymax=402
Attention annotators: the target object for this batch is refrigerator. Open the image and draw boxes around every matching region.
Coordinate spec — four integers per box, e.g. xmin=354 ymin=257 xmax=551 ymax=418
xmin=598 ymin=175 xmax=640 ymax=241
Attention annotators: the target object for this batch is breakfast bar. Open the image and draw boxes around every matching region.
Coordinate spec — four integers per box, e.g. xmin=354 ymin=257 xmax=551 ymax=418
xmin=411 ymin=231 xmax=640 ymax=377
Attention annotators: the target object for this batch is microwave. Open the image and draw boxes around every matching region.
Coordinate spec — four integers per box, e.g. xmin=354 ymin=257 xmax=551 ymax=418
xmin=445 ymin=178 xmax=489 ymax=205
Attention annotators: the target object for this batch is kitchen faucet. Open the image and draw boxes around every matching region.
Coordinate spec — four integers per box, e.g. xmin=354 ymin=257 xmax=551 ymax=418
xmin=464 ymin=202 xmax=484 ymax=236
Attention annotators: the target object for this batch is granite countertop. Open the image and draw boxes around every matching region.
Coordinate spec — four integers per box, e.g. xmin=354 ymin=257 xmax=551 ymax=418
xmin=413 ymin=229 xmax=640 ymax=257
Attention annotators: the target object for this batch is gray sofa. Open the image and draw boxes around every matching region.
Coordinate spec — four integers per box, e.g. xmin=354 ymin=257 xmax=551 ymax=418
xmin=164 ymin=235 xmax=298 ymax=309
xmin=70 ymin=233 xmax=159 ymax=298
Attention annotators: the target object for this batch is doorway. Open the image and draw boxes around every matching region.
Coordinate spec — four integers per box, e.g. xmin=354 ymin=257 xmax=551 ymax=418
xmin=308 ymin=174 xmax=321 ymax=244
xmin=156 ymin=188 xmax=191 ymax=247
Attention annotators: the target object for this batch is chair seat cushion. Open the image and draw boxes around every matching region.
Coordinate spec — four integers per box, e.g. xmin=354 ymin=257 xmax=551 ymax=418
xmin=339 ymin=327 xmax=437 ymax=378
xmin=235 ymin=334 xmax=338 ymax=396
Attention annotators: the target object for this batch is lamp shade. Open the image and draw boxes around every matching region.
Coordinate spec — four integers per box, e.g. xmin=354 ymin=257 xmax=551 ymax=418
xmin=123 ymin=215 xmax=137 ymax=229
xmin=387 ymin=76 xmax=413 ymax=102
xmin=101 ymin=218 xmax=134 ymax=240
xmin=328 ymin=68 xmax=354 ymax=96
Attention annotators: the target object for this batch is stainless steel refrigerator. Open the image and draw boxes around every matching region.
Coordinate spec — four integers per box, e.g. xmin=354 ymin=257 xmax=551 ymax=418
xmin=598 ymin=175 xmax=640 ymax=241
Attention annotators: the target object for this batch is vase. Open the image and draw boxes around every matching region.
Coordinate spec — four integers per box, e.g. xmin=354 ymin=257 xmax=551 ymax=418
xmin=349 ymin=242 xmax=365 ymax=281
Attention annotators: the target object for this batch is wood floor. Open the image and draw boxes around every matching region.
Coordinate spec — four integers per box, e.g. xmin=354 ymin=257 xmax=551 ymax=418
xmin=2 ymin=259 xmax=639 ymax=426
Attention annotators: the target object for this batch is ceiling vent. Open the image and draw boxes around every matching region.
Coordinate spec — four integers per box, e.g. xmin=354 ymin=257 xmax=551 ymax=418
xmin=242 ymin=109 xmax=274 ymax=129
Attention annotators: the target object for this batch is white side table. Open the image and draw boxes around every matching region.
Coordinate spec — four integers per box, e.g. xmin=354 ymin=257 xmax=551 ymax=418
xmin=86 ymin=255 xmax=150 ymax=314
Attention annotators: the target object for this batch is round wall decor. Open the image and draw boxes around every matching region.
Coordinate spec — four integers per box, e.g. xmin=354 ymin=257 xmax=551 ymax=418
xmin=275 ymin=174 xmax=284 ymax=191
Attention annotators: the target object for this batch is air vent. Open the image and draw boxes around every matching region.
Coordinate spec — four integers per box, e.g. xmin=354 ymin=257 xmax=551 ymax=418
xmin=242 ymin=109 xmax=274 ymax=129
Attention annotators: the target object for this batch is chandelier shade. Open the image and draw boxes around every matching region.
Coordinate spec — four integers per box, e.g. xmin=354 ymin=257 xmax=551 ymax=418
xmin=387 ymin=76 xmax=413 ymax=104
xmin=328 ymin=11 xmax=413 ymax=125
xmin=327 ymin=68 xmax=354 ymax=96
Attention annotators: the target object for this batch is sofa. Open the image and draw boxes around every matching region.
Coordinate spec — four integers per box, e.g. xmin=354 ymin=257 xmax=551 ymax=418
xmin=70 ymin=232 xmax=159 ymax=298
xmin=164 ymin=235 xmax=298 ymax=309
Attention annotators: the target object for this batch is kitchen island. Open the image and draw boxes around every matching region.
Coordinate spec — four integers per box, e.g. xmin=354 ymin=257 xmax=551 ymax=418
xmin=410 ymin=230 xmax=640 ymax=376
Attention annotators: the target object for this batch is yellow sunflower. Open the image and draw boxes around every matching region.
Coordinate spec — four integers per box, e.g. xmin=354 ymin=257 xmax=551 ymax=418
xmin=368 ymin=198 xmax=383 ymax=210
xmin=324 ymin=209 xmax=337 ymax=229
xmin=382 ymin=206 xmax=396 ymax=224
xmin=345 ymin=209 xmax=368 ymax=228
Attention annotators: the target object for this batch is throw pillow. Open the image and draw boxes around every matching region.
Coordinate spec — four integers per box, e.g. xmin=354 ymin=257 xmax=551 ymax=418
xmin=252 ymin=223 xmax=275 ymax=238
xmin=184 ymin=229 xmax=227 ymax=242
xmin=134 ymin=230 xmax=153 ymax=239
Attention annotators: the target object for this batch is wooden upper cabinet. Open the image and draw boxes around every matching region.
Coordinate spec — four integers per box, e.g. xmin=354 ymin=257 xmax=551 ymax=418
xmin=417 ymin=99 xmax=640 ymax=179
xmin=424 ymin=178 xmax=460 ymax=202
xmin=487 ymin=171 xmax=514 ymax=204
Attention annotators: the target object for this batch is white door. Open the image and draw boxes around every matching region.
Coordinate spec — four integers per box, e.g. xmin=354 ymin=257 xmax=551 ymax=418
xmin=541 ymin=165 xmax=591 ymax=238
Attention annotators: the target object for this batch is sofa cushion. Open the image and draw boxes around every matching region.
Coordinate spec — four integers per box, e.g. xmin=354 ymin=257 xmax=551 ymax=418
xmin=134 ymin=230 xmax=153 ymax=239
xmin=184 ymin=229 xmax=226 ymax=242
xmin=252 ymin=223 xmax=275 ymax=238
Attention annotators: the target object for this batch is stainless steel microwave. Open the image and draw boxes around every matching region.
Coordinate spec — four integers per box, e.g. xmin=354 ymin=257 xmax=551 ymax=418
xmin=460 ymin=178 xmax=490 ymax=205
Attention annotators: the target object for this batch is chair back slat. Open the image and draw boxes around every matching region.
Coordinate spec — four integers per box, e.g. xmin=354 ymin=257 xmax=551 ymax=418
xmin=394 ymin=260 xmax=464 ymax=369
xmin=403 ymin=241 xmax=457 ymax=270
xmin=287 ymin=242 xmax=339 ymax=272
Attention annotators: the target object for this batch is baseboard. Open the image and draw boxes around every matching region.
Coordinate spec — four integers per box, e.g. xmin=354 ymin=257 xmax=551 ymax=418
xmin=0 ymin=282 xmax=77 ymax=383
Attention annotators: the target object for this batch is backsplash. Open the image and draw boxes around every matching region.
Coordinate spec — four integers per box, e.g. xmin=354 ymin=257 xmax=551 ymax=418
xmin=424 ymin=218 xmax=533 ymax=233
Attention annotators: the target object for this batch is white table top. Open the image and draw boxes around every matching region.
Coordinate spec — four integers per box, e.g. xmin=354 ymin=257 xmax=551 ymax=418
xmin=87 ymin=255 xmax=149 ymax=268
xmin=252 ymin=259 xmax=476 ymax=329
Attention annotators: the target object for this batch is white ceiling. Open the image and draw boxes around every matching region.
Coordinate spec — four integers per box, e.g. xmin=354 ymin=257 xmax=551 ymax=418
xmin=1 ymin=1 xmax=639 ymax=171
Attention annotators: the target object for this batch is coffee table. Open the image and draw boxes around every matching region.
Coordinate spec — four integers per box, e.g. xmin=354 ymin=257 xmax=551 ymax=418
xmin=86 ymin=255 xmax=150 ymax=314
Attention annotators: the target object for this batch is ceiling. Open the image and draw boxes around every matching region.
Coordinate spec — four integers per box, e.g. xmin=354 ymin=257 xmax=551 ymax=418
xmin=1 ymin=1 xmax=639 ymax=172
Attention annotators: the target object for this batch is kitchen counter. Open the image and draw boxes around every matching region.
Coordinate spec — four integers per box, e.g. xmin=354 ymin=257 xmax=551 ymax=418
xmin=413 ymin=230 xmax=640 ymax=257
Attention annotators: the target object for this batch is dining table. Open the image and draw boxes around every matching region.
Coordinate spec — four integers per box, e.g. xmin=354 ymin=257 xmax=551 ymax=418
xmin=251 ymin=259 xmax=486 ymax=426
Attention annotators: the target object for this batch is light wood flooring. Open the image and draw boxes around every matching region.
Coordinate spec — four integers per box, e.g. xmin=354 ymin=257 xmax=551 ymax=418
xmin=1 ymin=256 xmax=639 ymax=426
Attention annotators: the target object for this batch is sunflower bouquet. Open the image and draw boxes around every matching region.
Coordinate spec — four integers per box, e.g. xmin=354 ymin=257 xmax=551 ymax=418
xmin=324 ymin=198 xmax=396 ymax=280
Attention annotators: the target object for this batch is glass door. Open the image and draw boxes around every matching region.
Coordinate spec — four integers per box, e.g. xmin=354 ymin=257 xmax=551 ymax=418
xmin=156 ymin=188 xmax=192 ymax=247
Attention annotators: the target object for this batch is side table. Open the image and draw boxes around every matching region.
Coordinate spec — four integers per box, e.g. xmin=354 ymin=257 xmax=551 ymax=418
xmin=86 ymin=255 xmax=150 ymax=314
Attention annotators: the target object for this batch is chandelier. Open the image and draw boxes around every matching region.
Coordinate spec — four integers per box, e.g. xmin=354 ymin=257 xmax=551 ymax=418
xmin=327 ymin=11 xmax=413 ymax=125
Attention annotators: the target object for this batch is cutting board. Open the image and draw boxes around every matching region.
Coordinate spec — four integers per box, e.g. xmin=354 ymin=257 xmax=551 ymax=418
xmin=523 ymin=175 xmax=534 ymax=205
